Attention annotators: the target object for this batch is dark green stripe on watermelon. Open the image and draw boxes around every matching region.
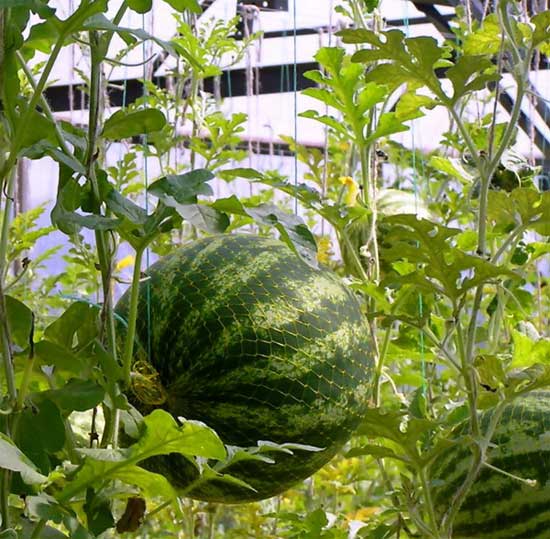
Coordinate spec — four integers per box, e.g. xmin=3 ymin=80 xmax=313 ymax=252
xmin=115 ymin=234 xmax=372 ymax=503
xmin=431 ymin=391 xmax=550 ymax=539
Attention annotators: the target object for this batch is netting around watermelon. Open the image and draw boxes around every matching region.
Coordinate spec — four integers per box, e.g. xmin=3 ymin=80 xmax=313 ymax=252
xmin=116 ymin=234 xmax=372 ymax=503
xmin=432 ymin=391 xmax=550 ymax=539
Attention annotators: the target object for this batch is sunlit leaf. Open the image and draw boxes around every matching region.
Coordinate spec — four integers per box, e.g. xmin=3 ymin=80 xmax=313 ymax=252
xmin=102 ymin=109 xmax=166 ymax=140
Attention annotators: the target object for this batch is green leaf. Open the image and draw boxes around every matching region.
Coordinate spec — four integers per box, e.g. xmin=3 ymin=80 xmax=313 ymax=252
xmin=299 ymin=110 xmax=352 ymax=139
xmin=365 ymin=112 xmax=410 ymax=144
xmin=246 ymin=204 xmax=318 ymax=269
xmin=210 ymin=195 xmax=249 ymax=215
xmin=106 ymin=189 xmax=148 ymax=226
xmin=102 ymin=109 xmax=166 ymax=140
xmin=51 ymin=174 xmax=121 ymax=235
xmin=17 ymin=399 xmax=65 ymax=479
xmin=0 ymin=530 xmax=17 ymax=539
xmin=60 ymin=410 xmax=226 ymax=502
xmin=218 ymin=168 xmax=264 ymax=181
xmin=84 ymin=489 xmax=114 ymax=536
xmin=148 ymin=169 xmax=214 ymax=204
xmin=23 ymin=18 xmax=60 ymax=56
xmin=5 ymin=295 xmax=33 ymax=350
xmin=463 ymin=15 xmax=501 ymax=55
xmin=19 ymin=399 xmax=65 ymax=456
xmin=34 ymin=340 xmax=86 ymax=374
xmin=346 ymin=444 xmax=409 ymax=463
xmin=60 ymin=460 xmax=175 ymax=503
xmin=474 ymin=354 xmax=507 ymax=392
xmin=83 ymin=14 xmax=199 ymax=68
xmin=43 ymin=379 xmax=105 ymax=413
xmin=532 ymin=11 xmax=550 ymax=47
xmin=173 ymin=204 xmax=229 ymax=234
xmin=0 ymin=434 xmax=47 ymax=484
xmin=395 ymin=91 xmax=437 ymax=121
xmin=446 ymin=55 xmax=498 ymax=103
xmin=314 ymin=46 xmax=346 ymax=74
xmin=511 ymin=329 xmax=550 ymax=368
xmin=380 ymin=215 xmax=516 ymax=301
xmin=345 ymin=29 xmax=445 ymax=98
xmin=44 ymin=302 xmax=99 ymax=349
xmin=429 ymin=155 xmax=473 ymax=182
xmin=487 ymin=189 xmax=550 ymax=235
xmin=17 ymin=110 xmax=56 ymax=150
xmin=127 ymin=0 xmax=152 ymax=13
xmin=130 ymin=409 xmax=226 ymax=461
xmin=161 ymin=0 xmax=201 ymax=13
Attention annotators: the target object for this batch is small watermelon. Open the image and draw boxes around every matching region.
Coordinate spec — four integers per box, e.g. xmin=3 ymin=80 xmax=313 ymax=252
xmin=115 ymin=234 xmax=371 ymax=503
xmin=432 ymin=391 xmax=550 ymax=539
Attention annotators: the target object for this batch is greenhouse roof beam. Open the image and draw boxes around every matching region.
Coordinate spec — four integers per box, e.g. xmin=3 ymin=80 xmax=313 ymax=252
xmin=411 ymin=1 xmax=455 ymax=39
xmin=414 ymin=0 xmax=550 ymax=160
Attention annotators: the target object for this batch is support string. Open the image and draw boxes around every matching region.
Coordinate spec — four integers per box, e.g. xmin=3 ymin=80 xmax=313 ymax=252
xmin=403 ymin=3 xmax=426 ymax=394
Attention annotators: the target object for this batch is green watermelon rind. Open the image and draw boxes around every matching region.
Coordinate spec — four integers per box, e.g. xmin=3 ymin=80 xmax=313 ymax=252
xmin=432 ymin=391 xmax=550 ymax=539
xmin=116 ymin=234 xmax=372 ymax=503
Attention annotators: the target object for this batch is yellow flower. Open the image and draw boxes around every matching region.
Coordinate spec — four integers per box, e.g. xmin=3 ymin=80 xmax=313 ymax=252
xmin=339 ymin=176 xmax=360 ymax=207
xmin=115 ymin=254 xmax=135 ymax=272
xmin=317 ymin=236 xmax=333 ymax=265
xmin=346 ymin=507 xmax=380 ymax=522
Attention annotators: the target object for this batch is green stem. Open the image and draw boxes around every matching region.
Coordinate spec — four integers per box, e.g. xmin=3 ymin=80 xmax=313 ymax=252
xmin=339 ymin=230 xmax=369 ymax=282
xmin=87 ymin=33 xmax=117 ymax=361
xmin=0 ymin=473 xmax=9 ymax=531
xmin=30 ymin=519 xmax=46 ymax=539
xmin=373 ymin=288 xmax=415 ymax=405
xmin=492 ymin=224 xmax=526 ymax=263
xmin=448 ymin=107 xmax=484 ymax=172
xmin=0 ymin=169 xmax=17 ymax=421
xmin=442 ymin=401 xmax=507 ymax=536
xmin=420 ymin=467 xmax=440 ymax=538
xmin=360 ymin=144 xmax=380 ymax=282
xmin=123 ymin=247 xmax=145 ymax=387
xmin=16 ymin=52 xmax=73 ymax=156
xmin=455 ymin=322 xmax=480 ymax=437
xmin=0 ymin=38 xmax=66 ymax=181
xmin=0 ymin=169 xmax=15 ymax=282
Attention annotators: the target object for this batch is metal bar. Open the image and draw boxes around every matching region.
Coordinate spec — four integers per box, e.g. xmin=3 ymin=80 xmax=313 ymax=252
xmin=411 ymin=0 xmax=550 ymax=159
xmin=412 ymin=2 xmax=455 ymax=38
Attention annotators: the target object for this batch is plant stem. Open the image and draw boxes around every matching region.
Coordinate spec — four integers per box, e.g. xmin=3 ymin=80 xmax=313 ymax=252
xmin=0 ymin=38 xmax=66 ymax=181
xmin=0 ymin=169 xmax=15 ymax=283
xmin=420 ymin=468 xmax=440 ymax=537
xmin=492 ymin=224 xmax=527 ymax=263
xmin=0 ymin=173 xmax=17 ymax=408
xmin=441 ymin=400 xmax=507 ymax=536
xmin=30 ymin=519 xmax=46 ymax=539
xmin=86 ymin=33 xmax=117 ymax=361
xmin=455 ymin=322 xmax=480 ymax=437
xmin=16 ymin=51 xmax=73 ymax=157
xmin=122 ymin=247 xmax=145 ymax=387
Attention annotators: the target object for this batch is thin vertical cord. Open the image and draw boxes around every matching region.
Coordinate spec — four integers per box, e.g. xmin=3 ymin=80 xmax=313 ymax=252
xmin=292 ymin=0 xmax=298 ymax=214
xmin=142 ymin=13 xmax=152 ymax=362
xmin=403 ymin=3 xmax=426 ymax=393
xmin=321 ymin=0 xmax=335 ymax=237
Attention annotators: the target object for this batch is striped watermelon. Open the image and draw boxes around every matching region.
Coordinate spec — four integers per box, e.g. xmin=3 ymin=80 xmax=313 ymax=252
xmin=432 ymin=391 xmax=550 ymax=539
xmin=115 ymin=234 xmax=371 ymax=503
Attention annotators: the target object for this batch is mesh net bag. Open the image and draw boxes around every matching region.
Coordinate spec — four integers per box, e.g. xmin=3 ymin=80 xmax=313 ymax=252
xmin=115 ymin=234 xmax=372 ymax=503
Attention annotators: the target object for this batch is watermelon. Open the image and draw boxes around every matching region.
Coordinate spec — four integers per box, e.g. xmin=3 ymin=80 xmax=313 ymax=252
xmin=432 ymin=391 xmax=550 ymax=539
xmin=115 ymin=234 xmax=372 ymax=503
